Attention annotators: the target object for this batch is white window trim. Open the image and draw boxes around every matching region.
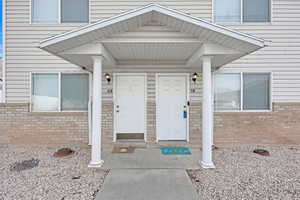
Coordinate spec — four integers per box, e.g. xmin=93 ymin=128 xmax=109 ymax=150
xmin=30 ymin=72 xmax=90 ymax=112
xmin=212 ymin=0 xmax=272 ymax=24
xmin=214 ymin=72 xmax=272 ymax=112
xmin=30 ymin=0 xmax=90 ymax=24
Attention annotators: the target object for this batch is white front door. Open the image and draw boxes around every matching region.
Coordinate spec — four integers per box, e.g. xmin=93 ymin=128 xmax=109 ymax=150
xmin=157 ymin=74 xmax=188 ymax=140
xmin=115 ymin=74 xmax=146 ymax=135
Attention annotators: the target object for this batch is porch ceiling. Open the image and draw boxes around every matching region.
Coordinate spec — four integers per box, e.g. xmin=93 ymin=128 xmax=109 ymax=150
xmin=39 ymin=3 xmax=268 ymax=70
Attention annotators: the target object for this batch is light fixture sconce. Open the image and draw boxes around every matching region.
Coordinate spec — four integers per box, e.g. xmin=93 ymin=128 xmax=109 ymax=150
xmin=104 ymin=73 xmax=111 ymax=83
xmin=192 ymin=73 xmax=198 ymax=83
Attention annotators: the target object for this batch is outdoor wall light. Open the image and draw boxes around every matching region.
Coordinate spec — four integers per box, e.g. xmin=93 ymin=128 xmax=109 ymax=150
xmin=192 ymin=73 xmax=198 ymax=83
xmin=105 ymin=73 xmax=111 ymax=83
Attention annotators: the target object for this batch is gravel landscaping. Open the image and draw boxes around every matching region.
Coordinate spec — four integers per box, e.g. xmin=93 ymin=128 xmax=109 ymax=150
xmin=0 ymin=145 xmax=108 ymax=200
xmin=188 ymin=145 xmax=300 ymax=200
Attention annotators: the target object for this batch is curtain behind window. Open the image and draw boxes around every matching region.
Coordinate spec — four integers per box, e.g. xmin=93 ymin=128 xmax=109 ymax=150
xmin=214 ymin=0 xmax=241 ymax=22
xmin=32 ymin=74 xmax=59 ymax=111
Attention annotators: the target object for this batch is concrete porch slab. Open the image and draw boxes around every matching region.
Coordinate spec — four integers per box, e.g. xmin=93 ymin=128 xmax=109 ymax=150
xmin=95 ymin=169 xmax=199 ymax=200
xmin=101 ymin=148 xmax=201 ymax=169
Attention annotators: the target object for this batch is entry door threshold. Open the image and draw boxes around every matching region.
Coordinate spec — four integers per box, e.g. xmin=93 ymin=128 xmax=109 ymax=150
xmin=114 ymin=139 xmax=147 ymax=148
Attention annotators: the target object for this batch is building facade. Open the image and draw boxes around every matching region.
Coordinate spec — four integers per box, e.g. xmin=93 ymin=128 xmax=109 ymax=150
xmin=2 ymin=0 xmax=300 ymax=167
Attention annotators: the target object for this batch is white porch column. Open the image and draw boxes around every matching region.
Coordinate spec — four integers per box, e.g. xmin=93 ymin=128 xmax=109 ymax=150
xmin=89 ymin=56 xmax=104 ymax=168
xmin=200 ymin=56 xmax=215 ymax=168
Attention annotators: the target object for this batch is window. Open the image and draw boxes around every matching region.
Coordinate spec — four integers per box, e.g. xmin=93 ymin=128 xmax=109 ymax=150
xmin=32 ymin=74 xmax=59 ymax=111
xmin=214 ymin=73 xmax=271 ymax=111
xmin=214 ymin=0 xmax=270 ymax=22
xmin=61 ymin=74 xmax=89 ymax=110
xmin=214 ymin=0 xmax=241 ymax=22
xmin=61 ymin=0 xmax=89 ymax=22
xmin=214 ymin=74 xmax=241 ymax=110
xmin=32 ymin=0 xmax=89 ymax=23
xmin=243 ymin=74 xmax=270 ymax=110
xmin=32 ymin=0 xmax=59 ymax=23
xmin=31 ymin=73 xmax=89 ymax=112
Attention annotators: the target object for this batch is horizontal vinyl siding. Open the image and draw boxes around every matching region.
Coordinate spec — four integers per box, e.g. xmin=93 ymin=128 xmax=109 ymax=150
xmin=5 ymin=0 xmax=86 ymax=102
xmin=4 ymin=0 xmax=300 ymax=103
xmin=90 ymin=0 xmax=212 ymax=22
xmin=5 ymin=0 xmax=211 ymax=103
xmin=219 ymin=0 xmax=300 ymax=102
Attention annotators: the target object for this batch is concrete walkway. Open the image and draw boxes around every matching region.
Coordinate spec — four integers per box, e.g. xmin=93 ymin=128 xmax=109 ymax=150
xmin=101 ymin=148 xmax=201 ymax=169
xmin=96 ymin=169 xmax=199 ymax=200
xmin=96 ymin=148 xmax=200 ymax=200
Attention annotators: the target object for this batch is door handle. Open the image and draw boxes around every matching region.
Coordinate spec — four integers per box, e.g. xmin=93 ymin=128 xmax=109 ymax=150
xmin=116 ymin=105 xmax=120 ymax=113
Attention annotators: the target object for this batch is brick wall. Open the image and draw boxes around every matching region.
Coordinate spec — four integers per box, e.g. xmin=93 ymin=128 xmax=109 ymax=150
xmin=0 ymin=103 xmax=89 ymax=146
xmin=1 ymin=102 xmax=300 ymax=147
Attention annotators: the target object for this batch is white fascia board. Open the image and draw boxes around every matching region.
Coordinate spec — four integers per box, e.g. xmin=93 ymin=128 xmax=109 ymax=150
xmin=40 ymin=3 xmax=266 ymax=50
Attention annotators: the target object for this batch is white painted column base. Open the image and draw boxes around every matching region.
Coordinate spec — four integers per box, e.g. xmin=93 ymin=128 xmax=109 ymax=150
xmin=200 ymin=160 xmax=216 ymax=169
xmin=88 ymin=160 xmax=104 ymax=168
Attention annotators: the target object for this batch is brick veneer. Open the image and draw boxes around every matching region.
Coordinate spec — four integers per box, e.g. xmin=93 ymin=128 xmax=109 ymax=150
xmin=1 ymin=102 xmax=300 ymax=147
xmin=0 ymin=103 xmax=89 ymax=145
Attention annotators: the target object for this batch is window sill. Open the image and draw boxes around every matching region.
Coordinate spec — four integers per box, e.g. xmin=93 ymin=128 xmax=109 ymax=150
xmin=214 ymin=109 xmax=272 ymax=113
xmin=215 ymin=22 xmax=272 ymax=26
xmin=29 ymin=111 xmax=88 ymax=116
xmin=29 ymin=22 xmax=89 ymax=26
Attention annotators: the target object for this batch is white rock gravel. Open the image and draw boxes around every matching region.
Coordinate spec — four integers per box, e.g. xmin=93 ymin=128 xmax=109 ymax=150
xmin=188 ymin=145 xmax=300 ymax=200
xmin=0 ymin=145 xmax=108 ymax=200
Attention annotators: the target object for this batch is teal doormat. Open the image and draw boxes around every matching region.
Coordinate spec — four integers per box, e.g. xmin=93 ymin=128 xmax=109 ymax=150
xmin=160 ymin=147 xmax=191 ymax=155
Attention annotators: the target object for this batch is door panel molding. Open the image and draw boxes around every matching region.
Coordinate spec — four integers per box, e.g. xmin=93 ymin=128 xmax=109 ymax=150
xmin=113 ymin=73 xmax=147 ymax=142
xmin=155 ymin=73 xmax=190 ymax=142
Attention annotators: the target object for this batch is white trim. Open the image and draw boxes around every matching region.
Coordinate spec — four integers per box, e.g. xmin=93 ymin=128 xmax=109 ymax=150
xmin=155 ymin=73 xmax=190 ymax=142
xmin=88 ymin=0 xmax=91 ymax=24
xmin=39 ymin=3 xmax=266 ymax=48
xmin=240 ymin=0 xmax=243 ymax=23
xmin=58 ymin=0 xmax=61 ymax=24
xmin=88 ymin=72 xmax=93 ymax=145
xmin=2 ymin=0 xmax=6 ymax=102
xmin=240 ymin=72 xmax=243 ymax=111
xmin=213 ymin=72 xmax=272 ymax=112
xmin=30 ymin=71 xmax=90 ymax=112
xmin=113 ymin=73 xmax=147 ymax=142
xmin=58 ymin=72 xmax=62 ymax=111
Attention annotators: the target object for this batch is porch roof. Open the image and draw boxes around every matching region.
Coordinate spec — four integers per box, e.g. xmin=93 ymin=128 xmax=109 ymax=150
xmin=39 ymin=3 xmax=268 ymax=69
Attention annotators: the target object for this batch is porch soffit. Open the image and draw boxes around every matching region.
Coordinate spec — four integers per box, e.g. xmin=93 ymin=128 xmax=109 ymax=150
xmin=39 ymin=3 xmax=267 ymax=69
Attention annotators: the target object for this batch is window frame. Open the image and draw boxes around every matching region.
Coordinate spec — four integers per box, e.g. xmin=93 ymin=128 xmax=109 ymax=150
xmin=30 ymin=0 xmax=90 ymax=24
xmin=213 ymin=72 xmax=272 ymax=112
xmin=30 ymin=72 xmax=91 ymax=112
xmin=212 ymin=0 xmax=272 ymax=24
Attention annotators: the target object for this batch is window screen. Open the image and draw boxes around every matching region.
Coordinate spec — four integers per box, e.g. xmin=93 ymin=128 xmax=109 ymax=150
xmin=214 ymin=0 xmax=241 ymax=22
xmin=243 ymin=74 xmax=270 ymax=110
xmin=61 ymin=0 xmax=89 ymax=22
xmin=61 ymin=74 xmax=89 ymax=111
xmin=32 ymin=74 xmax=59 ymax=111
xmin=214 ymin=74 xmax=241 ymax=110
xmin=243 ymin=0 xmax=270 ymax=22
xmin=32 ymin=0 xmax=59 ymax=22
